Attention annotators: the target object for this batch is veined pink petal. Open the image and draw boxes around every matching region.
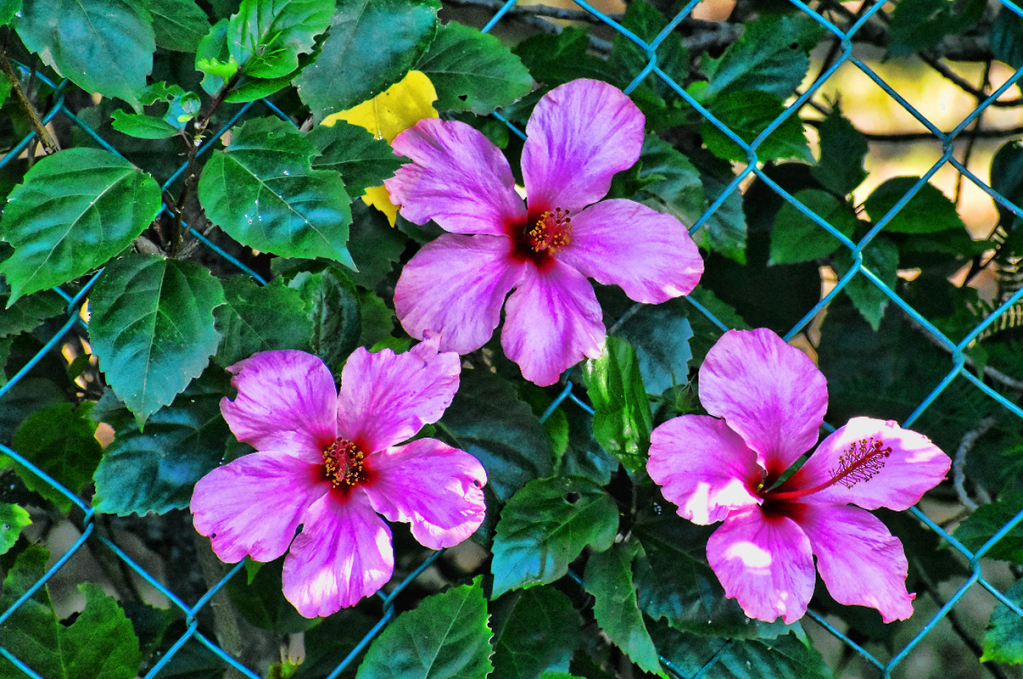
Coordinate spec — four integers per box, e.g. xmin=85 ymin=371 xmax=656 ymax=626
xmin=395 ymin=234 xmax=524 ymax=355
xmin=707 ymin=506 xmax=816 ymax=624
xmin=559 ymin=199 xmax=704 ymax=303
xmin=501 ymin=260 xmax=604 ymax=386
xmin=523 ymin=79 xmax=644 ymax=212
xmin=387 ymin=119 xmax=526 ymax=235
xmin=699 ymin=329 xmax=827 ymax=479
xmin=191 ymin=453 xmax=327 ymax=563
xmin=282 ymin=490 xmax=394 ymax=617
xmin=363 ymin=438 xmax=487 ymax=549
xmin=785 ymin=417 xmax=950 ymax=511
xmin=336 ymin=343 xmax=461 ymax=453
xmin=797 ymin=503 xmax=915 ymax=622
xmin=220 ymin=350 xmax=338 ymax=462
xmin=647 ymin=415 xmax=762 ymax=525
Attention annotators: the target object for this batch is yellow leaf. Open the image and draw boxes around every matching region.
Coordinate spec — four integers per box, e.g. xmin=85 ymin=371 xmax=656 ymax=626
xmin=322 ymin=71 xmax=439 ymax=225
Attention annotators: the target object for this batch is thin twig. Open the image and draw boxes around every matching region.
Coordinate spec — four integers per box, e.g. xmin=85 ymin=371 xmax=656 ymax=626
xmin=906 ymin=313 xmax=1023 ymax=392
xmin=0 ymin=47 xmax=58 ymax=153
xmin=953 ymin=416 xmax=997 ymax=512
xmin=804 ymin=119 xmax=1023 ymax=143
xmin=920 ymin=51 xmax=1023 ymax=108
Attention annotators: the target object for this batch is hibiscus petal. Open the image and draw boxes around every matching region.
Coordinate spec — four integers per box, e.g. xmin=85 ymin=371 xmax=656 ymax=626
xmin=648 ymin=415 xmax=763 ymax=525
xmin=707 ymin=506 xmax=816 ymax=624
xmin=559 ymin=199 xmax=704 ymax=303
xmin=336 ymin=342 xmax=461 ymax=453
xmin=698 ymin=329 xmax=827 ymax=478
xmin=363 ymin=438 xmax=487 ymax=549
xmin=797 ymin=503 xmax=915 ymax=622
xmin=522 ymin=79 xmax=644 ymax=212
xmin=501 ymin=260 xmax=605 ymax=386
xmin=282 ymin=491 xmax=394 ymax=617
xmin=220 ymin=350 xmax=338 ymax=462
xmin=395 ymin=234 xmax=523 ymax=355
xmin=387 ymin=118 xmax=526 ymax=235
xmin=191 ymin=453 xmax=327 ymax=563
xmin=785 ymin=417 xmax=951 ymax=511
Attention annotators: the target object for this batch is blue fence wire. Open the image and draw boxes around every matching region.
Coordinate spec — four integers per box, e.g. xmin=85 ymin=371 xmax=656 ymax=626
xmin=1 ymin=1 xmax=1023 ymax=677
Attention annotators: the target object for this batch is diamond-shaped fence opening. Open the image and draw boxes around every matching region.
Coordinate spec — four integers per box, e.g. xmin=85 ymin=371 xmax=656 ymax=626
xmin=2 ymin=1 xmax=1023 ymax=678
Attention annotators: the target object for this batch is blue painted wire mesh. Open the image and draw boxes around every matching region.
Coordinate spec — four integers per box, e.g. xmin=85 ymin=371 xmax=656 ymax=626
xmin=1 ymin=1 xmax=1022 ymax=677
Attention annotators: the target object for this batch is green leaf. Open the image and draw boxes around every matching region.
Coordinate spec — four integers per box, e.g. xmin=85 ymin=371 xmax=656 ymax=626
xmin=703 ymin=91 xmax=812 ymax=164
xmin=834 ymin=237 xmax=900 ymax=331
xmin=0 ymin=149 xmax=162 ymax=303
xmin=635 ymin=136 xmax=707 ymax=228
xmin=811 ymin=106 xmax=868 ymax=196
xmin=689 ymin=149 xmax=746 ymax=262
xmin=289 ymin=266 xmax=361 ymax=373
xmin=864 ymin=177 xmax=967 ymax=234
xmin=14 ymin=0 xmax=153 ymax=111
xmin=144 ymin=0 xmax=211 ymax=52
xmin=228 ymin=556 xmax=316 ymax=633
xmin=584 ymin=540 xmax=665 ymax=677
xmin=0 ymin=70 xmax=10 ymax=107
xmin=440 ymin=370 xmax=553 ymax=503
xmin=512 ymin=27 xmax=608 ymax=88
xmin=295 ymin=0 xmax=441 ymax=121
xmin=215 ymin=276 xmax=312 ymax=366
xmin=769 ymin=189 xmax=858 ymax=265
xmin=0 ymin=547 xmax=143 ymax=679
xmin=582 ymin=336 xmax=653 ymax=473
xmin=5 ymin=402 xmax=102 ymax=513
xmin=110 ymin=110 xmax=181 ymax=139
xmin=0 ymin=0 xmax=21 ymax=26
xmin=704 ymin=14 xmax=823 ymax=101
xmin=198 ymin=117 xmax=355 ymax=268
xmin=356 ymin=576 xmax=493 ymax=679
xmin=0 ymin=289 xmax=65 ymax=338
xmin=982 ymin=579 xmax=1023 ymax=663
xmin=414 ymin=21 xmax=532 ymax=115
xmin=228 ymin=0 xmax=333 ymax=79
xmin=345 ymin=201 xmax=409 ymax=289
xmin=0 ymin=503 xmax=30 ymax=554
xmin=612 ymin=299 xmax=694 ymax=397
xmin=954 ymin=491 xmax=1023 ymax=563
xmin=92 ymin=368 xmax=232 ymax=515
xmin=491 ymin=587 xmax=581 ymax=679
xmin=990 ymin=140 xmax=1023 ymax=233
xmin=888 ymin=0 xmax=984 ymax=57
xmin=491 ymin=476 xmax=618 ymax=597
xmin=89 ymin=254 xmax=225 ymax=427
xmin=308 ymin=122 xmax=407 ymax=198
xmin=993 ymin=6 xmax=1023 ymax=69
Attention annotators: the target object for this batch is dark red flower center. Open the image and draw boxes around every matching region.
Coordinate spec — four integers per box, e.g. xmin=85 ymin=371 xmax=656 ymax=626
xmin=509 ymin=206 xmax=573 ymax=269
xmin=761 ymin=437 xmax=892 ymax=502
xmin=322 ymin=437 xmax=369 ymax=489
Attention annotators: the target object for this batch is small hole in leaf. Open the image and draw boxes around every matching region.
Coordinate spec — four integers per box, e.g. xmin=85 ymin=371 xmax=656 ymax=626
xmin=565 ymin=492 xmax=581 ymax=504
xmin=458 ymin=94 xmax=468 ymax=101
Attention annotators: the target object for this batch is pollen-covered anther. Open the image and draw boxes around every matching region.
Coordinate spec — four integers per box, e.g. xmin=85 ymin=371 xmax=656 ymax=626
xmin=323 ymin=438 xmax=367 ymax=488
xmin=828 ymin=437 xmax=892 ymax=489
xmin=528 ymin=208 xmax=573 ymax=254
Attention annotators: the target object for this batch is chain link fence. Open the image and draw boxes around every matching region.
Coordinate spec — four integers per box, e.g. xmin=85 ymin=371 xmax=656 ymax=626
xmin=2 ymin=1 xmax=1023 ymax=677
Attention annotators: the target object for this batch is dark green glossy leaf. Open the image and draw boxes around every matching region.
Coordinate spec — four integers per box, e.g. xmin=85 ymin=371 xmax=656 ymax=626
xmin=582 ymin=336 xmax=652 ymax=473
xmin=14 ymin=0 xmax=153 ymax=110
xmin=295 ymin=0 xmax=441 ymax=121
xmin=689 ymin=149 xmax=746 ymax=262
xmin=954 ymin=490 xmax=1023 ymax=563
xmin=289 ymin=266 xmax=361 ymax=373
xmin=110 ymin=110 xmax=180 ymax=139
xmin=834 ymin=236 xmax=899 ymax=331
xmin=228 ymin=556 xmax=316 ymax=633
xmin=0 ymin=503 xmax=30 ymax=554
xmin=0 ymin=0 xmax=21 ymax=26
xmin=144 ymin=0 xmax=211 ymax=52
xmin=864 ymin=177 xmax=966 ymax=234
xmin=0 ymin=149 xmax=162 ymax=303
xmin=92 ymin=369 xmax=233 ymax=516
xmin=491 ymin=476 xmax=618 ymax=597
xmin=356 ymin=577 xmax=493 ymax=679
xmin=308 ymin=122 xmax=407 ymax=198
xmin=5 ymin=402 xmax=102 ymax=513
xmin=990 ymin=140 xmax=1023 ymax=233
xmin=345 ymin=201 xmax=408 ymax=289
xmin=0 ymin=289 xmax=65 ymax=338
xmin=228 ymin=0 xmax=333 ymax=79
xmin=584 ymin=540 xmax=665 ymax=677
xmin=358 ymin=289 xmax=395 ymax=348
xmin=612 ymin=300 xmax=694 ymax=397
xmin=770 ymin=189 xmax=858 ymax=265
xmin=811 ymin=106 xmax=867 ymax=196
xmin=292 ymin=609 xmax=379 ymax=679
xmin=215 ymin=276 xmax=312 ymax=366
xmin=0 ymin=547 xmax=143 ymax=679
xmin=414 ymin=21 xmax=532 ymax=115
xmin=703 ymin=91 xmax=812 ymax=164
xmin=512 ymin=27 xmax=608 ymax=88
xmin=635 ymin=136 xmax=706 ymax=228
xmin=440 ymin=370 xmax=553 ymax=503
xmin=89 ymin=254 xmax=225 ymax=427
xmin=492 ymin=586 xmax=581 ymax=679
xmin=982 ymin=579 xmax=1023 ymax=664
xmin=557 ymin=403 xmax=617 ymax=487
xmin=703 ymin=14 xmax=822 ymax=101
xmin=888 ymin=0 xmax=984 ymax=57
xmin=993 ymin=6 xmax=1023 ymax=69
xmin=198 ymin=116 xmax=355 ymax=268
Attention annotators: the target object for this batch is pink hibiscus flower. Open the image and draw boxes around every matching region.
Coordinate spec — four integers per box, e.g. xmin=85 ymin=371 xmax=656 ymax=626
xmin=385 ymin=78 xmax=704 ymax=386
xmin=647 ymin=328 xmax=950 ymax=624
xmin=190 ymin=340 xmax=487 ymax=617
